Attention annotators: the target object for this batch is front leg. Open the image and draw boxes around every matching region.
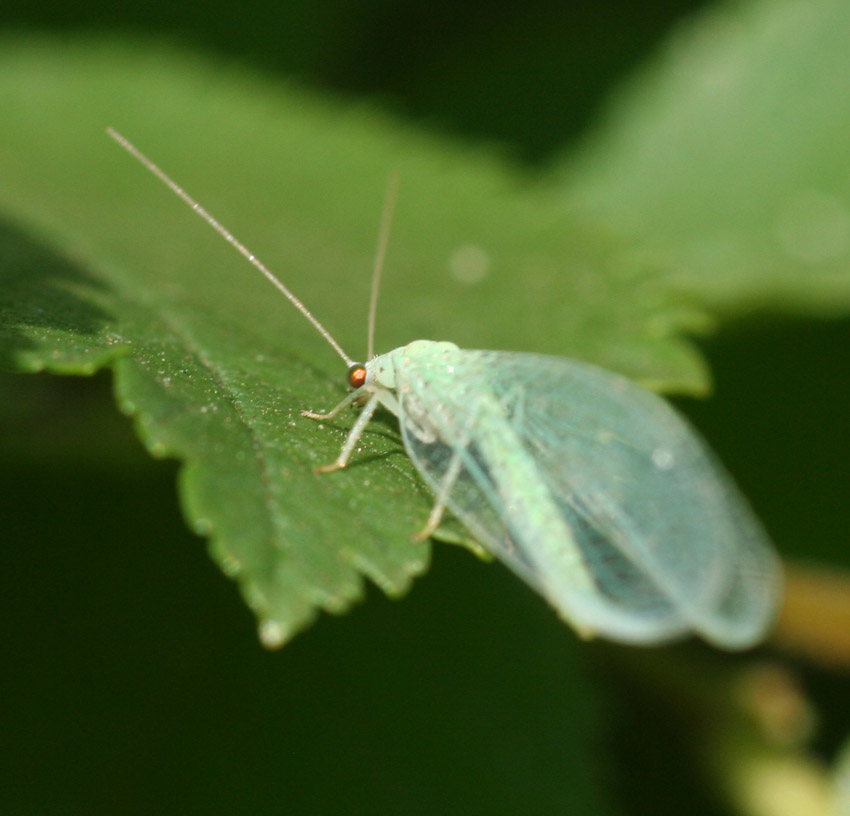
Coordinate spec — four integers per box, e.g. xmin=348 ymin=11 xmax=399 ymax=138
xmin=301 ymin=389 xmax=362 ymax=421
xmin=305 ymin=395 xmax=380 ymax=474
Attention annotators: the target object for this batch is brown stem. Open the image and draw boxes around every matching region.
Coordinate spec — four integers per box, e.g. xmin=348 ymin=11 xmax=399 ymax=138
xmin=772 ymin=561 xmax=850 ymax=669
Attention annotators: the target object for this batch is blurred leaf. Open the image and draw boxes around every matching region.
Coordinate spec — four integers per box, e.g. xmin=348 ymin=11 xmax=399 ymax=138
xmin=557 ymin=0 xmax=850 ymax=317
xmin=837 ymin=737 xmax=850 ymax=816
xmin=0 ymin=38 xmax=711 ymax=389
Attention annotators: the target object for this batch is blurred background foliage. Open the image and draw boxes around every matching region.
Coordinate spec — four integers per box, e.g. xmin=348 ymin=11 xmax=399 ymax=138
xmin=2 ymin=0 xmax=713 ymax=164
xmin=1 ymin=1 xmax=849 ymax=815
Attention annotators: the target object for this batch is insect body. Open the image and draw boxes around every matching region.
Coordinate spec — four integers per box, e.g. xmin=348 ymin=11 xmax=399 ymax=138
xmin=107 ymin=129 xmax=782 ymax=650
xmin=307 ymin=340 xmax=781 ymax=649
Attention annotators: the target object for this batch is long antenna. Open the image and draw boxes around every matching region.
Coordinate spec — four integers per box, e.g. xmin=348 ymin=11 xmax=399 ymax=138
xmin=106 ymin=127 xmax=353 ymax=367
xmin=366 ymin=173 xmax=399 ymax=361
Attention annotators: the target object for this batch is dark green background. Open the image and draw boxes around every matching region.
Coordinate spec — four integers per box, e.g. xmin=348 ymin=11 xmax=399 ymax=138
xmin=3 ymin=2 xmax=848 ymax=814
xmin=4 ymin=0 xmax=712 ymax=163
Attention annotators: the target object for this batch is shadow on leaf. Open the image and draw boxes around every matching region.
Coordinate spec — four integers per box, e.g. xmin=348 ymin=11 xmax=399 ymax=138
xmin=0 ymin=218 xmax=119 ymax=371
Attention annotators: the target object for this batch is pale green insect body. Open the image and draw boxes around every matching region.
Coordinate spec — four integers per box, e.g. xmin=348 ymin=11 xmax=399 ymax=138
xmin=107 ymin=129 xmax=782 ymax=651
xmin=342 ymin=340 xmax=782 ymax=649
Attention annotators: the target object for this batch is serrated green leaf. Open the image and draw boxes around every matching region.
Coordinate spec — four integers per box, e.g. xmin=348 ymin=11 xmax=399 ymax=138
xmin=0 ymin=36 xmax=716 ymax=643
xmin=556 ymin=0 xmax=850 ymax=315
xmin=1 ymin=192 xmax=437 ymax=644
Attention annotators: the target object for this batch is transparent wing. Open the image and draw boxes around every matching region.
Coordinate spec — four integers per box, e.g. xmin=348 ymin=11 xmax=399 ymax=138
xmin=395 ymin=348 xmax=782 ymax=649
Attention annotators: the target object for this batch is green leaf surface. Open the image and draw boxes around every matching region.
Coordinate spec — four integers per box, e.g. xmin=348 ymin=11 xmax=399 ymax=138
xmin=1 ymin=187 xmax=437 ymax=647
xmin=0 ymin=36 xmax=712 ymax=644
xmin=556 ymin=0 xmax=850 ymax=316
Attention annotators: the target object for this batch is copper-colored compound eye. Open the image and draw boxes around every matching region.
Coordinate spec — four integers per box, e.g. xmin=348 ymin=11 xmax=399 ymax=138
xmin=347 ymin=364 xmax=367 ymax=389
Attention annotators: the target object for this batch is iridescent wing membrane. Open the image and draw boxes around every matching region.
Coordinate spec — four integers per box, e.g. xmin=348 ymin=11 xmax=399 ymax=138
xmin=396 ymin=348 xmax=781 ymax=648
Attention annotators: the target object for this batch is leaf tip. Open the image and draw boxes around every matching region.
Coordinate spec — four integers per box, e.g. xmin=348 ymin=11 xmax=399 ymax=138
xmin=258 ymin=618 xmax=291 ymax=650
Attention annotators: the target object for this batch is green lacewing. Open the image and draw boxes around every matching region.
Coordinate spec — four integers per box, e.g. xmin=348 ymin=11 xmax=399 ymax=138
xmin=107 ymin=128 xmax=782 ymax=649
